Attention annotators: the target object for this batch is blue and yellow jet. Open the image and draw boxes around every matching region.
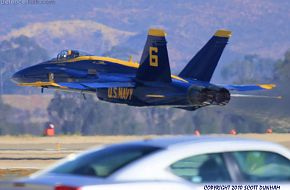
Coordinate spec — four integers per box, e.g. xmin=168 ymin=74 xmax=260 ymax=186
xmin=12 ymin=29 xmax=276 ymax=111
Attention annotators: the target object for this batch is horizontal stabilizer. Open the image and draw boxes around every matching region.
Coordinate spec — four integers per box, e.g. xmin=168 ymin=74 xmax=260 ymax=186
xmin=221 ymin=84 xmax=276 ymax=91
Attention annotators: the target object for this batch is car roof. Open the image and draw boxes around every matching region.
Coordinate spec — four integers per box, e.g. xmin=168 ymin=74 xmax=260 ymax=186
xmin=121 ymin=135 xmax=272 ymax=148
xmin=105 ymin=136 xmax=290 ymax=181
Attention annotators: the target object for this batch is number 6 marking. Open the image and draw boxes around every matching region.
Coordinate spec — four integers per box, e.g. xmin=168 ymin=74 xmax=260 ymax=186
xmin=149 ymin=47 xmax=158 ymax=67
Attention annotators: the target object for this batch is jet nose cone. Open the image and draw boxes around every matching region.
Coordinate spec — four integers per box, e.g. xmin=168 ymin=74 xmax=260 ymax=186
xmin=11 ymin=70 xmax=24 ymax=84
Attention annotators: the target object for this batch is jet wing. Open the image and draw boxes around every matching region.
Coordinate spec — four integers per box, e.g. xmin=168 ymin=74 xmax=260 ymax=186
xmin=57 ymin=81 xmax=135 ymax=90
xmin=18 ymin=81 xmax=135 ymax=91
xmin=220 ymin=84 xmax=276 ymax=91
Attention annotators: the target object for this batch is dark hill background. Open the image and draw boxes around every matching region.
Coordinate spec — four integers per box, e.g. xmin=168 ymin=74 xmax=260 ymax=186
xmin=0 ymin=0 xmax=289 ymax=135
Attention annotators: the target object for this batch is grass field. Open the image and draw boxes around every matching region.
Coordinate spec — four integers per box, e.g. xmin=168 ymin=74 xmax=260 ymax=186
xmin=0 ymin=134 xmax=289 ymax=179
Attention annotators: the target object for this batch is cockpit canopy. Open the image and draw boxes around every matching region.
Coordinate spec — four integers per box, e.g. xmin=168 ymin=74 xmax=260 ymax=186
xmin=56 ymin=50 xmax=92 ymax=61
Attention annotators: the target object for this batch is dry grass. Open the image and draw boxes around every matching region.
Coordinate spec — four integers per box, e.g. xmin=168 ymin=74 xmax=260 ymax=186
xmin=0 ymin=135 xmax=155 ymax=144
xmin=0 ymin=134 xmax=289 ymax=145
xmin=0 ymin=169 xmax=38 ymax=179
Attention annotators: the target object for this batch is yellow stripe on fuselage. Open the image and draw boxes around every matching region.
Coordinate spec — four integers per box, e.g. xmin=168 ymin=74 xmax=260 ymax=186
xmin=53 ymin=56 xmax=188 ymax=83
xmin=18 ymin=81 xmax=67 ymax=89
xmin=54 ymin=56 xmax=140 ymax=68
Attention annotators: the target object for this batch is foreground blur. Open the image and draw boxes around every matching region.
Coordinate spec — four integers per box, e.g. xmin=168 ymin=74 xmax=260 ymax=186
xmin=0 ymin=136 xmax=290 ymax=190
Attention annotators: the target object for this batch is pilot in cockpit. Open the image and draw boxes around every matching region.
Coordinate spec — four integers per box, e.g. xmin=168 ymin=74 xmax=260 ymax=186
xmin=57 ymin=50 xmax=80 ymax=60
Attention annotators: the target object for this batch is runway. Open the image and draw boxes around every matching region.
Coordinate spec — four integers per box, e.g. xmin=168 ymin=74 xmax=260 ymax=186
xmin=0 ymin=134 xmax=289 ymax=179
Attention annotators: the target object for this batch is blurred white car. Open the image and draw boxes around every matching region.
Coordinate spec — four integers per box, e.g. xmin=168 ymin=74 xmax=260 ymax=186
xmin=1 ymin=136 xmax=290 ymax=190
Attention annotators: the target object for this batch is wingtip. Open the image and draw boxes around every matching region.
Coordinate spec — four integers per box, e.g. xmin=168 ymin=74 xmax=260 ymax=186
xmin=148 ymin=28 xmax=167 ymax=37
xmin=214 ymin=29 xmax=232 ymax=38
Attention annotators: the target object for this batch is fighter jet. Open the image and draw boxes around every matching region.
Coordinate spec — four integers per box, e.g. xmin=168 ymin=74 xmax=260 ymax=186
xmin=12 ymin=28 xmax=276 ymax=111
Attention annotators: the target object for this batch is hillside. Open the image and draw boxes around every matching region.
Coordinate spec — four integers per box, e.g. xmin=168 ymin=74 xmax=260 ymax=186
xmin=0 ymin=36 xmax=49 ymax=94
xmin=2 ymin=95 xmax=52 ymax=125
xmin=2 ymin=95 xmax=53 ymax=111
xmin=1 ymin=0 xmax=290 ymax=65
xmin=0 ymin=20 xmax=135 ymax=55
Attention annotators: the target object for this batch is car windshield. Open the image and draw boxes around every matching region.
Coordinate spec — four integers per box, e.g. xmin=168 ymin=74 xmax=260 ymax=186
xmin=48 ymin=144 xmax=161 ymax=178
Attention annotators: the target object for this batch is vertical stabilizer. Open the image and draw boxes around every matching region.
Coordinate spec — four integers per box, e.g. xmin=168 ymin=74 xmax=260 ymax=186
xmin=136 ymin=28 xmax=172 ymax=83
xmin=179 ymin=30 xmax=231 ymax=82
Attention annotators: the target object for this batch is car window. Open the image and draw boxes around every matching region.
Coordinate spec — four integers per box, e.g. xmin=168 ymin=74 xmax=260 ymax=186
xmin=231 ymin=151 xmax=290 ymax=182
xmin=170 ymin=153 xmax=231 ymax=183
xmin=49 ymin=144 xmax=161 ymax=178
